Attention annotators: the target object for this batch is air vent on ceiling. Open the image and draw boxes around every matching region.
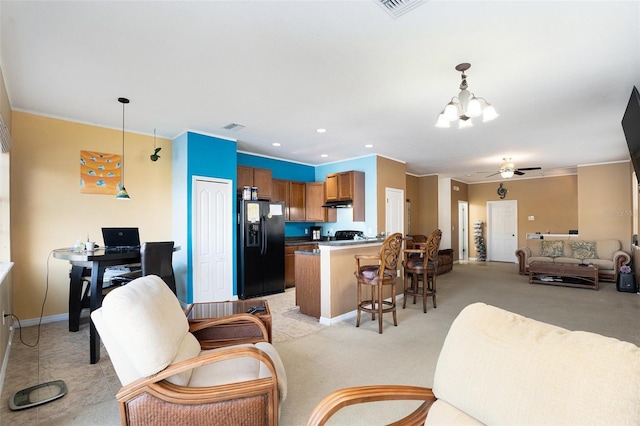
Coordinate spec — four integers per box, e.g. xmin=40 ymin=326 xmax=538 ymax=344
xmin=375 ymin=0 xmax=427 ymax=18
xmin=0 ymin=114 xmax=11 ymax=153
xmin=222 ymin=123 xmax=245 ymax=131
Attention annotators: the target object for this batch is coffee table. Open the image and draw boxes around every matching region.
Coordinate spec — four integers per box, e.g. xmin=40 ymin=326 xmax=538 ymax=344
xmin=528 ymin=261 xmax=599 ymax=290
xmin=185 ymin=300 xmax=272 ymax=348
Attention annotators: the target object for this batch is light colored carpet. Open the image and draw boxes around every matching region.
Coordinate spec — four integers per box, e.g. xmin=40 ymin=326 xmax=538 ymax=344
xmin=7 ymin=261 xmax=640 ymax=425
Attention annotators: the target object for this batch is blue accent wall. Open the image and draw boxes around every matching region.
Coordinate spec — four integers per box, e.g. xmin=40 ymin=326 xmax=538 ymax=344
xmin=315 ymin=156 xmax=378 ymax=236
xmin=238 ymin=153 xmax=317 ymax=237
xmin=181 ymin=132 xmax=238 ymax=302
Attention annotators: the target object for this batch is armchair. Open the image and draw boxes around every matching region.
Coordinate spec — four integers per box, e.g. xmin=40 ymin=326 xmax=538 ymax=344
xmin=91 ymin=275 xmax=287 ymax=425
xmin=308 ymin=302 xmax=640 ymax=425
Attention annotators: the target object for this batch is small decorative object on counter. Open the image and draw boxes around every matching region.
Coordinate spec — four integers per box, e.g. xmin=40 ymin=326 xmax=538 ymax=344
xmin=474 ymin=220 xmax=486 ymax=261
xmin=251 ymin=186 xmax=258 ymax=200
xmin=617 ymin=264 xmax=636 ymax=292
xmin=242 ymin=186 xmax=251 ymax=200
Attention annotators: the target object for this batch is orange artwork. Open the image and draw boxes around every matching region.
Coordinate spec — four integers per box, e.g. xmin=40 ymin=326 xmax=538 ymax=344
xmin=80 ymin=150 xmax=121 ymax=195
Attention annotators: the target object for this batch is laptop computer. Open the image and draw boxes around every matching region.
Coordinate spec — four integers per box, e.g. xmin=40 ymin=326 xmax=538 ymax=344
xmin=101 ymin=227 xmax=141 ymax=251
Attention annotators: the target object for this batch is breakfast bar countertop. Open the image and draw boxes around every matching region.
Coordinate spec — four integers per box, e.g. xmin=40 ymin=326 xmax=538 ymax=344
xmin=317 ymin=237 xmax=385 ymax=247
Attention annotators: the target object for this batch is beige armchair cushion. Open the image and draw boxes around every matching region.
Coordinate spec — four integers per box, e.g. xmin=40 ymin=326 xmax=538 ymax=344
xmin=432 ymin=303 xmax=640 ymax=425
xmin=100 ymin=275 xmax=200 ymax=384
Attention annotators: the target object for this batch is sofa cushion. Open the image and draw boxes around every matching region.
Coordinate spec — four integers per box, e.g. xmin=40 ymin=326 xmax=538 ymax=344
xmin=541 ymin=240 xmax=564 ymax=257
xmin=596 ymin=239 xmax=622 ymax=259
xmin=433 ymin=303 xmax=640 ymax=425
xmin=526 ymin=256 xmax=554 ymax=265
xmin=570 ymin=240 xmax=598 ymax=260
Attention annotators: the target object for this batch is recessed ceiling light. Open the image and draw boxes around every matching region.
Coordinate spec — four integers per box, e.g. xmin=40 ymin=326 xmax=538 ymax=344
xmin=272 ymin=142 xmax=281 ymax=147
xmin=365 ymin=144 xmax=373 ymax=148
xmin=321 ymin=154 xmax=328 ymax=158
xmin=316 ymin=128 xmax=327 ymax=133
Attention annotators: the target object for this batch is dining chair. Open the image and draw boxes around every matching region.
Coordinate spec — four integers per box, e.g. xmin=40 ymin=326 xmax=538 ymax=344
xmin=354 ymin=233 xmax=403 ymax=334
xmin=110 ymin=241 xmax=176 ymax=294
xmin=402 ymin=229 xmax=442 ymax=313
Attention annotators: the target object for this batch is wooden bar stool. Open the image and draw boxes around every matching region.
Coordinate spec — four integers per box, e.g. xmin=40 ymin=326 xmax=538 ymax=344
xmin=402 ymin=229 xmax=442 ymax=313
xmin=354 ymin=233 xmax=403 ymax=334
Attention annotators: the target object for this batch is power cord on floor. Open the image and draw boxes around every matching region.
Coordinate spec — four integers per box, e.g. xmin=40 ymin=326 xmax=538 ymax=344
xmin=5 ymin=250 xmax=52 ymax=348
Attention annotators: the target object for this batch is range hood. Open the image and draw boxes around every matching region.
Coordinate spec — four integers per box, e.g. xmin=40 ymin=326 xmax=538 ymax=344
xmin=322 ymin=200 xmax=353 ymax=208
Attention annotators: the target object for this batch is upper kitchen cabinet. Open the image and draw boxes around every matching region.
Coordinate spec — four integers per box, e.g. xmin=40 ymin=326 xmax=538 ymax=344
xmin=237 ymin=166 xmax=272 ymax=200
xmin=305 ymin=182 xmax=334 ymax=222
xmin=324 ymin=171 xmax=365 ymax=222
xmin=325 ymin=173 xmax=338 ymax=201
xmin=326 ymin=171 xmax=362 ymax=201
xmin=289 ymin=181 xmax=306 ymax=221
xmin=272 ymin=178 xmax=305 ymax=221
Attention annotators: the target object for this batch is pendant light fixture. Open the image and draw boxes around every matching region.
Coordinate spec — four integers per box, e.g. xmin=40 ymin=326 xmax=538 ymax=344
xmin=115 ymin=97 xmax=131 ymax=200
xmin=435 ymin=63 xmax=499 ymax=129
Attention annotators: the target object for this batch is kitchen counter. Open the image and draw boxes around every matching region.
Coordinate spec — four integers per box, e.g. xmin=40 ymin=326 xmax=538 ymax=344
xmin=294 ymin=249 xmax=320 ymax=256
xmin=317 ymin=237 xmax=385 ymax=247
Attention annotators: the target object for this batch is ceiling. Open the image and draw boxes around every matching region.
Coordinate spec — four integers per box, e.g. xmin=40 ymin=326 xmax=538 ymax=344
xmin=1 ymin=1 xmax=639 ymax=183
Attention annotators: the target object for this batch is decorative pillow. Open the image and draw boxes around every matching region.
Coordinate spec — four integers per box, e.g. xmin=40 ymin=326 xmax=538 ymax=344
xmin=541 ymin=240 xmax=564 ymax=258
xmin=571 ymin=241 xmax=598 ymax=260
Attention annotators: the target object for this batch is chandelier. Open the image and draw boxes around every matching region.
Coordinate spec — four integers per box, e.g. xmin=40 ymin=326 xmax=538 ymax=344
xmin=435 ymin=63 xmax=499 ymax=129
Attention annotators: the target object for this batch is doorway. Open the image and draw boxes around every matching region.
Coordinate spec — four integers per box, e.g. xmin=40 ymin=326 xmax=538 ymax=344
xmin=192 ymin=177 xmax=233 ymax=302
xmin=385 ymin=187 xmax=405 ymax=236
xmin=458 ymin=201 xmax=469 ymax=262
xmin=486 ymin=200 xmax=518 ymax=262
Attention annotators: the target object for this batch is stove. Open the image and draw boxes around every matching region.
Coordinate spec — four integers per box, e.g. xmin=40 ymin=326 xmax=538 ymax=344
xmin=334 ymin=230 xmax=365 ymax=241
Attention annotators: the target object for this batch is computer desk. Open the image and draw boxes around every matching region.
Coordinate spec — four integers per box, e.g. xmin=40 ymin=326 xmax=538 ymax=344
xmin=53 ymin=247 xmax=141 ymax=364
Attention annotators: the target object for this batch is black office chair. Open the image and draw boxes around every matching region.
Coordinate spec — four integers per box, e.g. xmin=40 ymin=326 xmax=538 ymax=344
xmin=110 ymin=241 xmax=176 ymax=294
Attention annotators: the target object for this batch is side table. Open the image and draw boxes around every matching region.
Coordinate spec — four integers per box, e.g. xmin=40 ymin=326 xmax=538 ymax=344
xmin=185 ymin=300 xmax=272 ymax=349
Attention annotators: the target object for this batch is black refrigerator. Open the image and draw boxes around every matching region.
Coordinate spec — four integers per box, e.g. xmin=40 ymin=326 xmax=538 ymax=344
xmin=237 ymin=199 xmax=286 ymax=299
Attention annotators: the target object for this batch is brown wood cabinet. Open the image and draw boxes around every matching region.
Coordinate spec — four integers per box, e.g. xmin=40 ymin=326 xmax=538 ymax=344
xmin=289 ymin=182 xmax=306 ymax=221
xmin=237 ymin=166 xmax=272 ymax=200
xmin=295 ymin=252 xmax=321 ymax=318
xmin=325 ymin=174 xmax=338 ymax=201
xmin=285 ymin=243 xmax=318 ymax=288
xmin=305 ymin=182 xmax=329 ymax=222
xmin=326 ymin=171 xmax=359 ymax=201
xmin=324 ymin=171 xmax=365 ymax=222
xmin=272 ymin=179 xmax=306 ymax=222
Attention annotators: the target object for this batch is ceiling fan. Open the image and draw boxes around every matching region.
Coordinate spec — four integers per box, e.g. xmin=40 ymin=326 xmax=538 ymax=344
xmin=482 ymin=158 xmax=542 ymax=178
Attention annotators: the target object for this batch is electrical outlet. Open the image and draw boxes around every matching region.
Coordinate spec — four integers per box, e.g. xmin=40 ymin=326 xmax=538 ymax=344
xmin=304 ymin=228 xmax=309 ymax=235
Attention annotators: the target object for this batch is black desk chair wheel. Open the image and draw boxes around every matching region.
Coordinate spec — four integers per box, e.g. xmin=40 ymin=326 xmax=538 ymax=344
xmin=110 ymin=241 xmax=176 ymax=294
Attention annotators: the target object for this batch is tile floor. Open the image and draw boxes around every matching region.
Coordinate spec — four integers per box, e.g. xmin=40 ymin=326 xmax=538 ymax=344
xmin=0 ymin=287 xmax=318 ymax=425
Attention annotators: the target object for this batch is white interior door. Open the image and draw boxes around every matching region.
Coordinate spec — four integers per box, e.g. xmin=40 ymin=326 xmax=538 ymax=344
xmin=385 ymin=188 xmax=404 ymax=236
xmin=193 ymin=177 xmax=232 ymax=302
xmin=487 ymin=200 xmax=518 ymax=262
xmin=458 ymin=201 xmax=469 ymax=261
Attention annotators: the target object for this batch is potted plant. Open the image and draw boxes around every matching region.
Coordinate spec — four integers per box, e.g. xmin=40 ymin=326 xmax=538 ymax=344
xmin=617 ymin=264 xmax=636 ymax=293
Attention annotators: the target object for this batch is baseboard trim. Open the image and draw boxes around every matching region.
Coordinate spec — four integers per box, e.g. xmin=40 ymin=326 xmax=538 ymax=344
xmin=0 ymin=325 xmax=15 ymax=397
xmin=319 ymin=294 xmax=405 ymax=326
xmin=13 ymin=313 xmax=68 ymax=328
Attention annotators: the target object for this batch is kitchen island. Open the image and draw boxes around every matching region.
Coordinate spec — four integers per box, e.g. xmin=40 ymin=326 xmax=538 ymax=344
xmin=295 ymin=238 xmax=388 ymax=324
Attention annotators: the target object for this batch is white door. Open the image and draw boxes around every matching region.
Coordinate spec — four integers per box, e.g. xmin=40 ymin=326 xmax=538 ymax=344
xmin=458 ymin=201 xmax=469 ymax=261
xmin=385 ymin=188 xmax=404 ymax=236
xmin=487 ymin=200 xmax=518 ymax=262
xmin=193 ymin=177 xmax=233 ymax=302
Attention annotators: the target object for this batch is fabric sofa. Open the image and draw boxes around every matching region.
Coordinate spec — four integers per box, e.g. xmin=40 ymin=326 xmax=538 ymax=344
xmin=307 ymin=302 xmax=640 ymax=425
xmin=515 ymin=238 xmax=630 ymax=282
xmin=436 ymin=249 xmax=454 ymax=275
